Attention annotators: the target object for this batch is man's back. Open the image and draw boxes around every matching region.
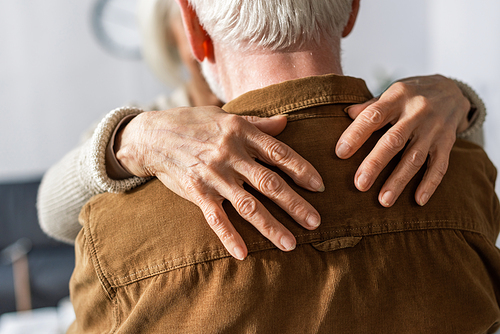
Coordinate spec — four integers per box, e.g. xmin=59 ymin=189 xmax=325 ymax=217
xmin=69 ymin=75 xmax=500 ymax=333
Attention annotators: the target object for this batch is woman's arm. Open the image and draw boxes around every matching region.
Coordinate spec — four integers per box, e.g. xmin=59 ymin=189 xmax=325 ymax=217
xmin=37 ymin=75 xmax=486 ymax=258
xmin=454 ymin=79 xmax=486 ymax=145
xmin=37 ymin=106 xmax=324 ymax=252
xmin=113 ymin=107 xmax=325 ymax=260
xmin=37 ymin=107 xmax=147 ymax=244
xmin=336 ymin=75 xmax=486 ymax=208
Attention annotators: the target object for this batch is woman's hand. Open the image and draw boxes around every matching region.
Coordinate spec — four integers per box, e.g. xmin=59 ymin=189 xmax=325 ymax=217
xmin=335 ymin=75 xmax=471 ymax=207
xmin=115 ymin=106 xmax=324 ymax=260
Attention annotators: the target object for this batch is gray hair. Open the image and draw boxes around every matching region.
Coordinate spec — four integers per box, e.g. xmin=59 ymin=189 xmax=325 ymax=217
xmin=137 ymin=0 xmax=183 ymax=87
xmin=187 ymin=0 xmax=354 ymax=51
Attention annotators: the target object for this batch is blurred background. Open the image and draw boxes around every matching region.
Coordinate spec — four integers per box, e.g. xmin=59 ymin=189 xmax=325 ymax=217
xmin=0 ymin=0 xmax=499 ymax=332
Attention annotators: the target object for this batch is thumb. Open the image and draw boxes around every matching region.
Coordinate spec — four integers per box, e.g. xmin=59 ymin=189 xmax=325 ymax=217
xmin=345 ymin=97 xmax=379 ymax=120
xmin=242 ymin=115 xmax=287 ymax=136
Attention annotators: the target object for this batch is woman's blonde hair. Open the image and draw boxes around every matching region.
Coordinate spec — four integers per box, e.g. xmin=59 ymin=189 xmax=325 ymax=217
xmin=137 ymin=0 xmax=183 ymax=87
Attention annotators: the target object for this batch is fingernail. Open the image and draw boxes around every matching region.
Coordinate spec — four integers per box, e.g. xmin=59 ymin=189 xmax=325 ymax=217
xmin=343 ymin=106 xmax=352 ymax=114
xmin=306 ymin=213 xmax=321 ymax=228
xmin=310 ymin=176 xmax=325 ymax=192
xmin=233 ymin=246 xmax=246 ymax=260
xmin=356 ymin=173 xmax=371 ymax=190
xmin=336 ymin=141 xmax=351 ymax=158
xmin=281 ymin=235 xmax=296 ymax=251
xmin=381 ymin=191 xmax=395 ymax=207
xmin=419 ymin=193 xmax=430 ymax=206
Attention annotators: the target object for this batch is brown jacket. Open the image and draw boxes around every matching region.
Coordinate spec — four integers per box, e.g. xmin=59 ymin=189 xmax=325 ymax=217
xmin=68 ymin=75 xmax=500 ymax=333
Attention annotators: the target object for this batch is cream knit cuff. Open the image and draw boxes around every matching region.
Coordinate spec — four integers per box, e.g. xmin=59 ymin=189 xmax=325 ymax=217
xmin=452 ymin=78 xmax=486 ymax=142
xmin=79 ymin=106 xmax=151 ymax=194
xmin=105 ymin=114 xmax=138 ymax=180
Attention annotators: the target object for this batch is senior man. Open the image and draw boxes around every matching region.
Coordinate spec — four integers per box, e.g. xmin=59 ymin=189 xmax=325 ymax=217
xmin=68 ymin=0 xmax=500 ymax=332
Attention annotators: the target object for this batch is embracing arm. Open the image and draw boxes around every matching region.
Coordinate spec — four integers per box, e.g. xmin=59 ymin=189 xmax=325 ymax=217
xmin=336 ymin=75 xmax=486 ymax=208
xmin=113 ymin=107 xmax=324 ymax=259
xmin=37 ymin=105 xmax=323 ymax=253
xmin=38 ymin=75 xmax=486 ymax=255
xmin=37 ymin=107 xmax=149 ymax=244
xmin=454 ymin=79 xmax=486 ymax=146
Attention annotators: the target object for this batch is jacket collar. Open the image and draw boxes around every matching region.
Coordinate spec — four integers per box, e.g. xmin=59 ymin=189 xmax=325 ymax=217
xmin=222 ymin=74 xmax=373 ymax=117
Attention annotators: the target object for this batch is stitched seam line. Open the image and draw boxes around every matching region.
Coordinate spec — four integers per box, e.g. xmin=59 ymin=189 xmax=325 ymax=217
xmin=287 ymin=113 xmax=346 ymax=121
xmin=86 ymin=203 xmax=116 ymax=300
xmin=106 ymin=220 xmax=483 ymax=286
xmin=255 ymin=95 xmax=368 ymax=117
xmin=108 ymin=221 xmax=473 ymax=284
xmin=109 ymin=297 xmax=120 ymax=334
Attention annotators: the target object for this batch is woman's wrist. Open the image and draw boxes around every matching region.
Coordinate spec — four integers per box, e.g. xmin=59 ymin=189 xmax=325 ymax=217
xmin=81 ymin=106 xmax=150 ymax=194
xmin=105 ymin=114 xmax=137 ymax=180
xmin=452 ymin=78 xmax=486 ymax=140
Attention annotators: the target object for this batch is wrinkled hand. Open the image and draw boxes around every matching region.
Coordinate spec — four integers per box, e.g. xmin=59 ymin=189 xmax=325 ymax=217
xmin=115 ymin=106 xmax=324 ymax=260
xmin=335 ymin=75 xmax=470 ymax=207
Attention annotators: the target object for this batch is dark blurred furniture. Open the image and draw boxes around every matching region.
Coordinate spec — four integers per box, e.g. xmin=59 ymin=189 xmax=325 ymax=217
xmin=0 ymin=178 xmax=75 ymax=315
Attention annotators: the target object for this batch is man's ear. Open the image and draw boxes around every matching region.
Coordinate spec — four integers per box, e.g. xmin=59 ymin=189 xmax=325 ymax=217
xmin=342 ymin=0 xmax=360 ymax=38
xmin=175 ymin=0 xmax=213 ymax=62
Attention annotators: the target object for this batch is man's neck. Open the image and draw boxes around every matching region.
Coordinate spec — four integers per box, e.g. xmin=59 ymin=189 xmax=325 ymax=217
xmin=215 ymin=39 xmax=343 ymax=101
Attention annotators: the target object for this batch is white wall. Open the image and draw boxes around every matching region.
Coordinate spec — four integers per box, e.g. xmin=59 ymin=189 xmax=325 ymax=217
xmin=427 ymin=0 xmax=500 ymax=194
xmin=0 ymin=0 xmax=166 ymax=181
xmin=342 ymin=0 xmax=430 ymax=93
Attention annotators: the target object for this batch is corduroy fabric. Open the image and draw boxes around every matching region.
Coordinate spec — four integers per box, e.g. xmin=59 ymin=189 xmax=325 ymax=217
xmin=68 ymin=75 xmax=500 ymax=334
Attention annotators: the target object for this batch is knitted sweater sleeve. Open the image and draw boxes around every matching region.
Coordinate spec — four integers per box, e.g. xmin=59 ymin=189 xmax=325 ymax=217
xmin=37 ymin=107 xmax=150 ymax=244
xmin=453 ymin=79 xmax=486 ymax=147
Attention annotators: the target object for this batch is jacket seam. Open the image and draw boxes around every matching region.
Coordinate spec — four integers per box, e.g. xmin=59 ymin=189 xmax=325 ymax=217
xmin=104 ymin=220 xmax=486 ymax=287
xmin=85 ymin=203 xmax=117 ymax=300
xmin=109 ymin=296 xmax=120 ymax=334
xmin=252 ymin=95 xmax=368 ymax=117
